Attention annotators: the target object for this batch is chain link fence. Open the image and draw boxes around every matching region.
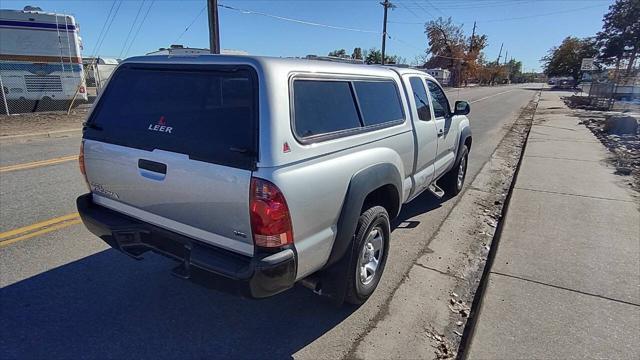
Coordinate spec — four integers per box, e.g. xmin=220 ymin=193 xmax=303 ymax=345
xmin=1 ymin=64 xmax=83 ymax=115
xmin=0 ymin=59 xmax=120 ymax=116
xmin=577 ymin=73 xmax=640 ymax=110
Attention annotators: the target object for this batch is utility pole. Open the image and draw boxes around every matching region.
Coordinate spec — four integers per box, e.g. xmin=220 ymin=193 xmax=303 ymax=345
xmin=504 ymin=50 xmax=508 ymax=65
xmin=380 ymin=0 xmax=393 ymax=65
xmin=207 ymin=0 xmax=220 ymax=54
xmin=469 ymin=21 xmax=476 ymax=52
xmin=496 ymin=42 xmax=503 ymax=65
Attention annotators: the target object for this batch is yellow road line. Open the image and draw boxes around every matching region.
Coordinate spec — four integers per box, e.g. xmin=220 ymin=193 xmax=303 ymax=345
xmin=0 ymin=212 xmax=82 ymax=247
xmin=0 ymin=212 xmax=80 ymax=240
xmin=0 ymin=219 xmax=82 ymax=248
xmin=0 ymin=155 xmax=78 ymax=173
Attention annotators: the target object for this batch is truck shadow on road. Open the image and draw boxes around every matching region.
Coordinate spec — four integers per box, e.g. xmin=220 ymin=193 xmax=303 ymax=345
xmin=0 ymin=249 xmax=352 ymax=359
xmin=392 ymin=191 xmax=444 ymax=230
xmin=0 ymin=193 xmax=446 ymax=359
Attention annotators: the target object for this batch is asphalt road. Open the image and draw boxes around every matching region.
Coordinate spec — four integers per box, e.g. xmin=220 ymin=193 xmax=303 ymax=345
xmin=0 ymin=84 xmax=541 ymax=359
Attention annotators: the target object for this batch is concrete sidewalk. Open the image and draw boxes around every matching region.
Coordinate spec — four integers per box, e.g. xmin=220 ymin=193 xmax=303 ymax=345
xmin=467 ymin=91 xmax=640 ymax=359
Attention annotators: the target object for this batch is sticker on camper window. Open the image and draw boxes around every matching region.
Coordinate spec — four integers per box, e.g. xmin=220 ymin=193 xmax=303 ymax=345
xmin=148 ymin=115 xmax=173 ymax=133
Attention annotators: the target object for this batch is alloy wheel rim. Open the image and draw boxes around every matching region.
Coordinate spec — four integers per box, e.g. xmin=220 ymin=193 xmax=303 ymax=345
xmin=457 ymin=155 xmax=467 ymax=189
xmin=358 ymin=226 xmax=384 ymax=286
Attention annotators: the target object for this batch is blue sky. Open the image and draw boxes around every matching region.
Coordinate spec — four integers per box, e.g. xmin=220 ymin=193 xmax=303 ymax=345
xmin=3 ymin=0 xmax=614 ymax=71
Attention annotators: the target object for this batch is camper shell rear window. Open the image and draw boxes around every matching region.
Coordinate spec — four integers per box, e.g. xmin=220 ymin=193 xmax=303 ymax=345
xmin=83 ymin=63 xmax=258 ymax=170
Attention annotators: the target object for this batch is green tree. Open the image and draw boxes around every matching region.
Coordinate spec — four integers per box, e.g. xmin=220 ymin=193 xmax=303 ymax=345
xmin=328 ymin=49 xmax=347 ymax=57
xmin=506 ymin=59 xmax=523 ymax=81
xmin=352 ymin=47 xmax=363 ymax=60
xmin=596 ymin=0 xmax=640 ymax=73
xmin=364 ymin=48 xmax=398 ymax=64
xmin=541 ymin=37 xmax=599 ymax=81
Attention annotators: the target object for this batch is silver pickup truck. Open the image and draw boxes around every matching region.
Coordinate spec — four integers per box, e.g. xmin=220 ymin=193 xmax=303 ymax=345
xmin=77 ymin=55 xmax=472 ymax=305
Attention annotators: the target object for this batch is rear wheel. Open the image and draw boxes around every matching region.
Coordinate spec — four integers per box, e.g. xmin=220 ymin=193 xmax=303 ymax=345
xmin=441 ymin=144 xmax=469 ymax=196
xmin=345 ymin=206 xmax=390 ymax=305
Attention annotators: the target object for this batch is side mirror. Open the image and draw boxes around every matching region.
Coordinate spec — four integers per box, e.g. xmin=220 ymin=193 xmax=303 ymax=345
xmin=453 ymin=100 xmax=470 ymax=116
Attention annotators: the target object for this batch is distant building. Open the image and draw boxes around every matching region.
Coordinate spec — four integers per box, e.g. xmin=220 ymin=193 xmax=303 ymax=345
xmin=424 ymin=68 xmax=450 ymax=85
xmin=146 ymin=44 xmax=248 ymax=56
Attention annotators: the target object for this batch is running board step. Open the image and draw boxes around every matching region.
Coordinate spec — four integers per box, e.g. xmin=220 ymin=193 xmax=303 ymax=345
xmin=428 ymin=183 xmax=445 ymax=199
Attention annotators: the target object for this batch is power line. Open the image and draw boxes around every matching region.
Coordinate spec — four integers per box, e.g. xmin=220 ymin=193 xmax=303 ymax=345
xmin=218 ymin=3 xmax=379 ymax=33
xmin=119 ymin=0 xmax=146 ymax=58
xmin=394 ymin=1 xmax=421 ymax=19
xmin=124 ymin=0 xmax=155 ymax=57
xmin=175 ymin=5 xmax=207 ymax=43
xmin=386 ymin=32 xmax=424 ymax=52
xmin=214 ymin=2 xmax=445 ymax=61
xmin=93 ymin=0 xmax=123 ymax=58
xmin=410 ymin=0 xmax=434 ymax=18
xmin=389 ymin=3 xmax=604 ymax=24
xmin=403 ymin=0 xmax=526 ymax=10
xmin=477 ymin=4 xmax=604 ymax=23
xmin=422 ymin=0 xmax=446 ymax=17
xmin=386 ymin=32 xmax=467 ymax=61
xmin=89 ymin=0 xmax=117 ymax=59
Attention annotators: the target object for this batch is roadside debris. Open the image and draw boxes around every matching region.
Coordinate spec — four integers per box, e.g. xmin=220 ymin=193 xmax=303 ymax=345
xmin=448 ymin=299 xmax=471 ymax=317
xmin=564 ymin=95 xmax=610 ymax=111
xmin=485 ymin=218 xmax=497 ymax=228
xmin=426 ymin=328 xmax=457 ymax=359
xmin=577 ymin=110 xmax=639 ymax=191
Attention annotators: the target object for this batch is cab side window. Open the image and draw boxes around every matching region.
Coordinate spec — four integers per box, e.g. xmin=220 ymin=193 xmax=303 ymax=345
xmin=293 ymin=80 xmax=362 ymax=138
xmin=427 ymin=81 xmax=450 ymax=118
xmin=409 ymin=77 xmax=431 ymax=121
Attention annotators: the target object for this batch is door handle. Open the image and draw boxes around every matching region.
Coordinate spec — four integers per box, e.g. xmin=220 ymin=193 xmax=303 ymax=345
xmin=437 ymin=128 xmax=444 ymax=137
xmin=138 ymin=159 xmax=167 ymax=174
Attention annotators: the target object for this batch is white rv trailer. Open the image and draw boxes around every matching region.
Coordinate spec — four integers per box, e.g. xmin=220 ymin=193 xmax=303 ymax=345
xmin=0 ymin=7 xmax=87 ymax=102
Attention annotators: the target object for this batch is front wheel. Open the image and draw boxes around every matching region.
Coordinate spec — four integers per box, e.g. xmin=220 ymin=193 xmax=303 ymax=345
xmin=441 ymin=144 xmax=469 ymax=196
xmin=345 ymin=206 xmax=390 ymax=305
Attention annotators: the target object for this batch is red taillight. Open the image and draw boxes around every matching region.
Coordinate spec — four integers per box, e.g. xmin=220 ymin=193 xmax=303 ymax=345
xmin=250 ymin=177 xmax=293 ymax=248
xmin=79 ymin=141 xmax=89 ymax=190
xmin=79 ymin=86 xmax=86 ymax=93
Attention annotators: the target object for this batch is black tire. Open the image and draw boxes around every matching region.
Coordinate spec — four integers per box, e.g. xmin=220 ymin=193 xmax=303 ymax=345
xmin=441 ymin=144 xmax=469 ymax=196
xmin=345 ymin=205 xmax=390 ymax=305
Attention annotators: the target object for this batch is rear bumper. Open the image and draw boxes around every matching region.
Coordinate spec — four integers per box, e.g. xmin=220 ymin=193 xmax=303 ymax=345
xmin=76 ymin=193 xmax=297 ymax=298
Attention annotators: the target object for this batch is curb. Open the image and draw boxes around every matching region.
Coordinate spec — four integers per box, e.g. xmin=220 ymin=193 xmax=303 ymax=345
xmin=457 ymin=90 xmax=542 ymax=360
xmin=0 ymin=128 xmax=82 ymax=141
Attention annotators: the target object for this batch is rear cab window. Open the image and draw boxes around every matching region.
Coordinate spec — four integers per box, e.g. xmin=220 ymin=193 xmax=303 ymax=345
xmin=292 ymin=77 xmax=405 ymax=143
xmin=84 ymin=63 xmax=258 ymax=170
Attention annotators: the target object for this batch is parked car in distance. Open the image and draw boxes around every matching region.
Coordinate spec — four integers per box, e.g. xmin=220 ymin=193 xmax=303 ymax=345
xmin=76 ymin=55 xmax=472 ymax=305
